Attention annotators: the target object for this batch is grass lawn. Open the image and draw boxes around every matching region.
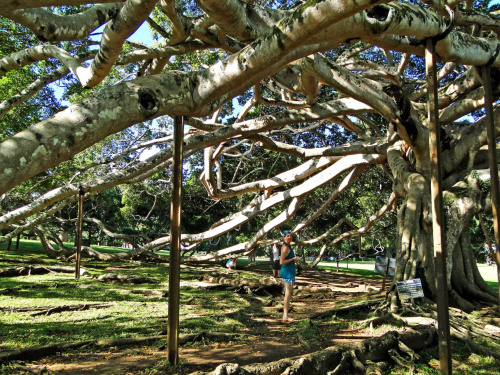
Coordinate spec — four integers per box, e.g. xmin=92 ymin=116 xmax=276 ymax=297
xmin=1 ymin=240 xmax=500 ymax=375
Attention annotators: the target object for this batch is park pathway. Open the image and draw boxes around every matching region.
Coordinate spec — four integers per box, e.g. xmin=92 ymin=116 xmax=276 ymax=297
xmin=318 ymin=260 xmax=498 ymax=282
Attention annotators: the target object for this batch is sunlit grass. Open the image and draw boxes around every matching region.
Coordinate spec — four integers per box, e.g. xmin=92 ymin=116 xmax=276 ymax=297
xmin=287 ymin=318 xmax=318 ymax=340
xmin=0 ymin=241 xmax=263 ymax=353
xmin=1 ymin=300 xmax=169 ymax=349
xmin=1 ymin=283 xmax=244 ymax=351
xmin=392 ymin=340 xmax=500 ymax=375
xmin=2 ymin=239 xmax=499 ymax=375
xmin=140 ymin=359 xmax=190 ymax=375
xmin=485 ymin=280 xmax=499 ymax=291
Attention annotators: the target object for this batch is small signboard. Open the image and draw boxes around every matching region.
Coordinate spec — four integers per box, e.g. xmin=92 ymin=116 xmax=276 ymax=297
xmin=374 ymin=256 xmax=395 ymax=277
xmin=396 ymin=279 xmax=424 ymax=300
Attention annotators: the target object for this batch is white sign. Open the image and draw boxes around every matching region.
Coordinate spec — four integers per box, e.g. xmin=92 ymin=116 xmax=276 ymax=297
xmin=374 ymin=256 xmax=395 ymax=277
xmin=396 ymin=278 xmax=424 ymax=300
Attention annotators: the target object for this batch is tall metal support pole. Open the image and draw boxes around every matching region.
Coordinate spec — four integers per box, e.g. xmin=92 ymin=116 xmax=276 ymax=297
xmin=75 ymin=186 xmax=84 ymax=279
xmin=426 ymin=39 xmax=452 ymax=375
xmin=481 ymin=65 xmax=500 ymax=306
xmin=168 ymin=115 xmax=184 ymax=365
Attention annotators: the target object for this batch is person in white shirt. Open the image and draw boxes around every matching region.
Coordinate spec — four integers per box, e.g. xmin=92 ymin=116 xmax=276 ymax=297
xmin=226 ymin=257 xmax=237 ymax=270
xmin=271 ymin=243 xmax=281 ymax=277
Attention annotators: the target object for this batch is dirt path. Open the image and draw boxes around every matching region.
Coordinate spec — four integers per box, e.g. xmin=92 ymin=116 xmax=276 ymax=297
xmin=22 ymin=268 xmax=387 ymax=375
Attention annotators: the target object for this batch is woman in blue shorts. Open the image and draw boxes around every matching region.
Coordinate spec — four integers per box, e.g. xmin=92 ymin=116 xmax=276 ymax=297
xmin=280 ymin=230 xmax=299 ymax=322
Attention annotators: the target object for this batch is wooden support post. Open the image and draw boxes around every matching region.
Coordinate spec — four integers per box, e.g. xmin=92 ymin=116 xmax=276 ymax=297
xmin=426 ymin=39 xmax=452 ymax=375
xmin=481 ymin=65 xmax=500 ymax=307
xmin=381 ymin=251 xmax=390 ymax=292
xmin=75 ymin=186 xmax=84 ymax=279
xmin=168 ymin=115 xmax=184 ymax=365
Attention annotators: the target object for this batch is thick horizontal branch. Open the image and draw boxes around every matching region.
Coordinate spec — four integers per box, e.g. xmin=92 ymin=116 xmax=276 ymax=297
xmin=0 ymin=0 xmax=124 ymax=10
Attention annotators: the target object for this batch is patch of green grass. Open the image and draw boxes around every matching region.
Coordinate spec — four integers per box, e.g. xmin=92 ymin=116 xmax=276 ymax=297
xmin=472 ymin=336 xmax=500 ymax=353
xmin=0 ymin=275 xmax=167 ymax=304
xmin=0 ymin=243 xmax=343 ymax=353
xmin=1 ymin=300 xmax=169 ymax=350
xmin=3 ymin=239 xmax=499 ymax=375
xmin=0 ymin=242 xmax=255 ymax=352
xmin=181 ymin=316 xmax=220 ymax=331
xmin=0 ymin=239 xmax=46 ymax=253
xmin=390 ymin=340 xmax=500 ymax=374
xmin=181 ymin=314 xmax=243 ymax=336
xmin=288 ymin=319 xmax=318 ymax=340
xmin=485 ymin=280 xmax=499 ymax=291
xmin=0 ymin=239 xmax=134 ymax=256
xmin=141 ymin=359 xmax=189 ymax=374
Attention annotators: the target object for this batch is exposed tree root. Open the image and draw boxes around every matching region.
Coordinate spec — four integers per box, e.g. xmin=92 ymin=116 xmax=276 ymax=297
xmin=0 ymin=363 xmax=42 ymax=374
xmin=190 ymin=328 xmax=437 ymax=375
xmin=308 ymin=299 xmax=383 ymax=319
xmin=190 ymin=299 xmax=500 ymax=375
xmin=0 ymin=265 xmax=90 ymax=277
xmin=96 ymin=273 xmax=159 ymax=284
xmin=387 ymin=344 xmax=417 ymax=373
xmin=0 ymin=302 xmax=113 ymax=314
xmin=328 ymin=350 xmax=351 ymax=374
xmin=0 ymin=282 xmax=106 ymax=296
xmin=395 ymin=304 xmax=500 ymax=366
xmin=363 ymin=360 xmax=389 ymax=375
xmin=0 ymin=332 xmax=238 ymax=363
xmin=429 ymin=307 xmax=500 ymax=345
xmin=295 ymin=318 xmax=312 ymax=349
xmin=30 ymin=303 xmax=113 ymax=317
xmin=357 ymin=312 xmax=408 ymax=334
xmin=452 ymin=334 xmax=500 ymax=361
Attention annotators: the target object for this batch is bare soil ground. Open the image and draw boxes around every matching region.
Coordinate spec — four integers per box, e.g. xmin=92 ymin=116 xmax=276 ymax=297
xmin=20 ymin=267 xmax=388 ymax=375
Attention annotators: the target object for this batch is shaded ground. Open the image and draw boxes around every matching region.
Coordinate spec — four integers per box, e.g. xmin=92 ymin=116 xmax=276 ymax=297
xmin=15 ymin=267 xmax=387 ymax=375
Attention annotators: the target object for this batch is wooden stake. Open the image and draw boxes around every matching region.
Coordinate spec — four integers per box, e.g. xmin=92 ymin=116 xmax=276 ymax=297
xmin=426 ymin=38 xmax=452 ymax=375
xmin=168 ymin=115 xmax=184 ymax=365
xmin=75 ymin=186 xmax=84 ymax=279
xmin=481 ymin=65 xmax=500 ymax=308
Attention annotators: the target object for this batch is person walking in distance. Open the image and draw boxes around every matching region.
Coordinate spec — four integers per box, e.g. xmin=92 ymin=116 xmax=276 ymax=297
xmin=271 ymin=243 xmax=281 ymax=278
xmin=280 ymin=230 xmax=299 ymax=322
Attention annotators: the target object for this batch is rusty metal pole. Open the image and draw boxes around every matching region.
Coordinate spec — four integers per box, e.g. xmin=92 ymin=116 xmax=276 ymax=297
xmin=168 ymin=115 xmax=184 ymax=365
xmin=75 ymin=186 xmax=84 ymax=279
xmin=426 ymin=39 xmax=452 ymax=375
xmin=481 ymin=65 xmax=500 ymax=306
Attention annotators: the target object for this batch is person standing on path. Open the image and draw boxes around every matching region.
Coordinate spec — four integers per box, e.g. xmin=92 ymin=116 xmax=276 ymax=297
xmin=280 ymin=230 xmax=299 ymax=322
xmin=271 ymin=243 xmax=281 ymax=277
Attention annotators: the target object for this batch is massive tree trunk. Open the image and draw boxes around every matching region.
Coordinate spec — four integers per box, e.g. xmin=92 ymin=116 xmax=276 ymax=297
xmin=387 ymin=127 xmax=500 ymax=311
xmin=389 ymin=183 xmax=498 ymax=312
